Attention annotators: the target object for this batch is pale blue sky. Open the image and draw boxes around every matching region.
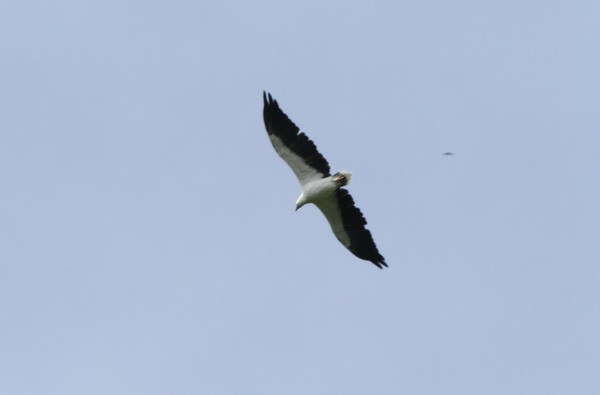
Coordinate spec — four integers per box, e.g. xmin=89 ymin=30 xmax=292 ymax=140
xmin=2 ymin=1 xmax=599 ymax=394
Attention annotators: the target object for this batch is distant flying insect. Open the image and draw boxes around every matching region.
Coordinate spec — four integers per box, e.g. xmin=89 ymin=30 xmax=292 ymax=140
xmin=262 ymin=92 xmax=387 ymax=269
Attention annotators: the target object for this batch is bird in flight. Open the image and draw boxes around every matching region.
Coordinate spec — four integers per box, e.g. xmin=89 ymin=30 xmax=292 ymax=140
xmin=262 ymin=92 xmax=387 ymax=269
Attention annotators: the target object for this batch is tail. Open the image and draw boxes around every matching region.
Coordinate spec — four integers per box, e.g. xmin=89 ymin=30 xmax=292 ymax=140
xmin=333 ymin=171 xmax=353 ymax=186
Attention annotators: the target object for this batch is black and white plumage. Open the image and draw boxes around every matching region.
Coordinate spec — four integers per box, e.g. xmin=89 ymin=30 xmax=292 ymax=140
xmin=262 ymin=92 xmax=387 ymax=269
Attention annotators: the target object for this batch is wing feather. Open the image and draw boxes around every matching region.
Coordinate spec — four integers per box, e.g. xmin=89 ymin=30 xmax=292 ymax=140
xmin=316 ymin=188 xmax=387 ymax=269
xmin=263 ymin=92 xmax=330 ymax=185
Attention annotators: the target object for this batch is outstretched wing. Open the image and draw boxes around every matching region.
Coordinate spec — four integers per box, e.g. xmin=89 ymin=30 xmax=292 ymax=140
xmin=315 ymin=188 xmax=387 ymax=269
xmin=263 ymin=92 xmax=330 ymax=185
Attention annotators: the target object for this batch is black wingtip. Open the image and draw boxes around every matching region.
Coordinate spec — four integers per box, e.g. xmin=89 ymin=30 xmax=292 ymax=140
xmin=369 ymin=255 xmax=387 ymax=269
xmin=374 ymin=260 xmax=388 ymax=269
xmin=263 ymin=91 xmax=281 ymax=130
xmin=263 ymin=91 xmax=275 ymax=107
xmin=371 ymin=258 xmax=388 ymax=269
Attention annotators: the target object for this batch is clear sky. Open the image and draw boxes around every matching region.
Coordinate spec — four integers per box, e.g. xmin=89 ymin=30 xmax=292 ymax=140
xmin=2 ymin=1 xmax=599 ymax=394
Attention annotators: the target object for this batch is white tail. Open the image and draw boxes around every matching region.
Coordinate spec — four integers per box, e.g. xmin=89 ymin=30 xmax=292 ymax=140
xmin=333 ymin=170 xmax=353 ymax=186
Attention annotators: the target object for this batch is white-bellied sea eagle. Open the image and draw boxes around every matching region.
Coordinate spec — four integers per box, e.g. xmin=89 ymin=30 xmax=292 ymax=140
xmin=262 ymin=92 xmax=387 ymax=269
